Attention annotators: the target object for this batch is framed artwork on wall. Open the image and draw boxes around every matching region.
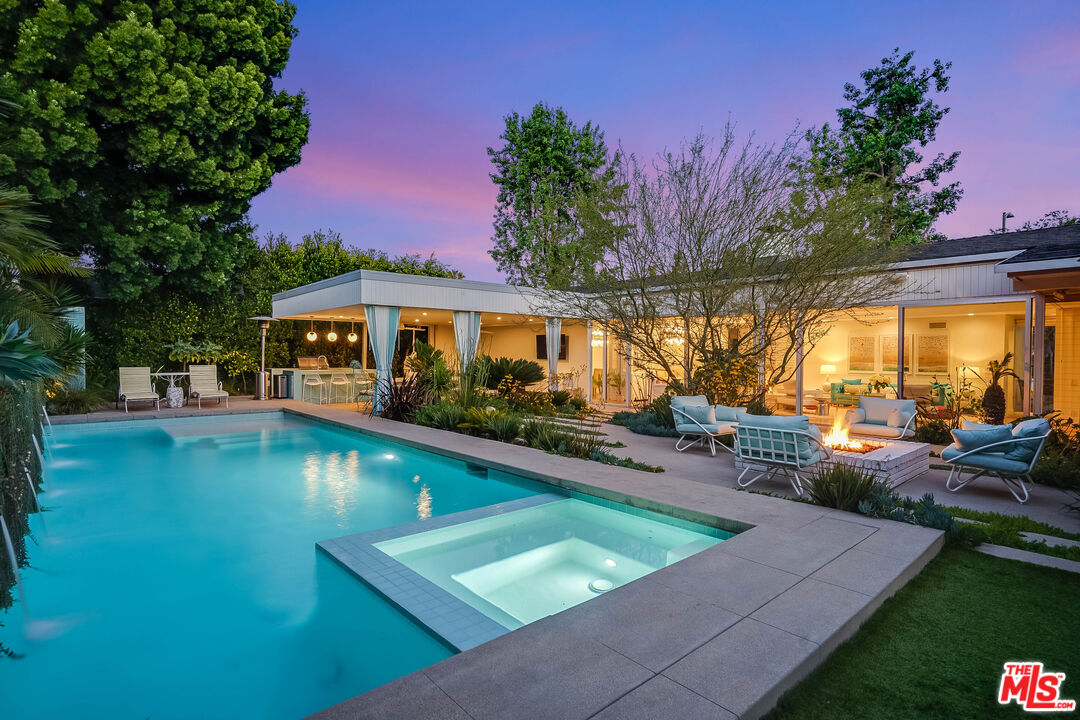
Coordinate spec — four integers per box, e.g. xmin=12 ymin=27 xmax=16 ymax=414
xmin=881 ymin=334 xmax=912 ymax=372
xmin=917 ymin=334 xmax=949 ymax=373
xmin=848 ymin=336 xmax=876 ymax=372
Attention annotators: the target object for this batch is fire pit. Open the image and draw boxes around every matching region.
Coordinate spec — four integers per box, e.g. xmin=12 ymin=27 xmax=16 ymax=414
xmin=733 ymin=418 xmax=931 ymax=489
xmin=820 ymin=419 xmax=929 ymax=487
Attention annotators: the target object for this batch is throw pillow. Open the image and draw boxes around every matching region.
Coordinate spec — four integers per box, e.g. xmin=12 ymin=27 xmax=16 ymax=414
xmin=951 ymin=426 xmax=1013 ymax=453
xmin=886 ymin=409 xmax=913 ymax=428
xmin=841 ymin=378 xmax=863 ymax=386
xmin=680 ymin=404 xmax=716 ymax=426
xmin=843 ymin=383 xmax=863 ymax=395
xmin=1004 ymin=419 xmax=1049 ymax=463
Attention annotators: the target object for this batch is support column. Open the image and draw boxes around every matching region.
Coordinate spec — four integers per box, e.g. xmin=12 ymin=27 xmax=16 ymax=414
xmin=1033 ymin=294 xmax=1046 ymax=415
xmin=544 ymin=317 xmax=561 ymax=391
xmin=602 ymin=329 xmax=609 ymax=404
xmin=625 ymin=340 xmax=632 ymax=408
xmin=586 ymin=320 xmax=594 ymax=403
xmin=364 ymin=305 xmax=401 ymax=413
xmin=1023 ymin=297 xmax=1033 ymax=416
xmin=360 ymin=321 xmax=368 ymax=371
xmin=896 ymin=305 xmax=906 ymax=399
xmin=453 ymin=311 xmax=483 ymax=370
xmin=794 ymin=326 xmax=805 ymax=416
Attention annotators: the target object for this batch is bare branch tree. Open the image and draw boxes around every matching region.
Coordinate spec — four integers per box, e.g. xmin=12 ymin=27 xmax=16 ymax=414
xmin=533 ymin=124 xmax=913 ymax=394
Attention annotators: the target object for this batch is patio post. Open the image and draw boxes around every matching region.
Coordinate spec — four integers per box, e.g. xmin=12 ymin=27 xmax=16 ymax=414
xmin=625 ymin=340 xmax=632 ymax=408
xmin=1023 ymin=297 xmax=1033 ymax=415
xmin=364 ymin=305 xmax=401 ymax=413
xmin=544 ymin=317 xmax=561 ymax=391
xmin=794 ymin=326 xmax=804 ymax=416
xmin=896 ymin=305 xmax=906 ymax=398
xmin=453 ymin=311 xmax=483 ymax=370
xmin=586 ymin=320 xmax=594 ymax=403
xmin=1032 ymin=294 xmax=1046 ymax=414
xmin=602 ymin=328 xmax=608 ymax=404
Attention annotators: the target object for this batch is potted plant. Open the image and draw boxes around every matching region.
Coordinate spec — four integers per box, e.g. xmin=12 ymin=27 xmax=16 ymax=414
xmin=974 ymin=352 xmax=1019 ymax=425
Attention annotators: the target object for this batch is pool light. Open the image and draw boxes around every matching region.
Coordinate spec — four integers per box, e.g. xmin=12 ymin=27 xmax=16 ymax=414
xmin=589 ymin=579 xmax=614 ymax=593
xmin=604 ymin=558 xmax=617 ymax=567
xmin=384 ymin=453 xmax=396 ymax=460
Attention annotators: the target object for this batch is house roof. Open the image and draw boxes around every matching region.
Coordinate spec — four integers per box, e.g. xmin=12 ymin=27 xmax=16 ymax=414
xmin=910 ymin=224 xmax=1080 ymax=263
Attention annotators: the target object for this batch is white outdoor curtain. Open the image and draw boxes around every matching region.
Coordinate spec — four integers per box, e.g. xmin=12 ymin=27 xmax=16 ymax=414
xmin=545 ymin=317 xmax=562 ymax=390
xmin=453 ymin=311 xmax=482 ymax=369
xmin=365 ymin=305 xmax=401 ymax=411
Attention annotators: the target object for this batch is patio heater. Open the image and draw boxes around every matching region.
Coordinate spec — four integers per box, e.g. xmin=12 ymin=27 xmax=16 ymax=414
xmin=250 ymin=316 xmax=278 ymax=400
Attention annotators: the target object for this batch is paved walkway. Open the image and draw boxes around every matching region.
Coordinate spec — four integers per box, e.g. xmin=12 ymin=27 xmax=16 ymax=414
xmin=600 ymin=423 xmax=1080 ymax=532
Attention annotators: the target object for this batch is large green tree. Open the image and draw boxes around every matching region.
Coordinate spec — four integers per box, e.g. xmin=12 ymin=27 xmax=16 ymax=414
xmin=488 ymin=102 xmax=617 ymax=288
xmin=0 ymin=0 xmax=310 ymax=300
xmin=808 ymin=48 xmax=961 ymax=245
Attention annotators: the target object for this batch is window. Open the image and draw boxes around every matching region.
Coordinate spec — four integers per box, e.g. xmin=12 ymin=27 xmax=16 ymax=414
xmin=536 ymin=334 xmax=568 ymax=361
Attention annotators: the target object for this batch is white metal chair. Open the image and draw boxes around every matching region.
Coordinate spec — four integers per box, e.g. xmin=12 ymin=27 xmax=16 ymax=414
xmin=735 ymin=423 xmax=832 ymax=496
xmin=329 ymin=372 xmax=351 ymax=403
xmin=302 ymin=373 xmax=327 ymax=404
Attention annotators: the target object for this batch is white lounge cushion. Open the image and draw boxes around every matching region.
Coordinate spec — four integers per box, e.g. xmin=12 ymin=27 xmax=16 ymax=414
xmin=848 ymin=422 xmax=905 ymax=439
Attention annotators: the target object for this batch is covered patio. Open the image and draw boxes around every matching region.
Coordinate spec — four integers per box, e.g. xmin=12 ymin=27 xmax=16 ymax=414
xmin=269 ymin=269 xmax=635 ymax=408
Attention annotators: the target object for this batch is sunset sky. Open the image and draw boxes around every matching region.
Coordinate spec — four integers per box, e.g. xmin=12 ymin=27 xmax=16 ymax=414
xmin=249 ymin=1 xmax=1080 ymax=280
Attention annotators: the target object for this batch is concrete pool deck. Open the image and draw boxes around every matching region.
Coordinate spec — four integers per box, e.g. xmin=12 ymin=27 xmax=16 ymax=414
xmin=53 ymin=400 xmax=944 ymax=719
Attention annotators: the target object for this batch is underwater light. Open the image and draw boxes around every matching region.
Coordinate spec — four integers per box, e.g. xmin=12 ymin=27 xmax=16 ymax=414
xmin=384 ymin=453 xmax=395 ymax=460
xmin=588 ymin=579 xmax=614 ymax=593
xmin=604 ymin=558 xmax=617 ymax=567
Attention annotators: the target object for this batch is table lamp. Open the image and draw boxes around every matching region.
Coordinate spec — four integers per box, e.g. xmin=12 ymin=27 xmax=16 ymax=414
xmin=820 ymin=364 xmax=837 ymax=384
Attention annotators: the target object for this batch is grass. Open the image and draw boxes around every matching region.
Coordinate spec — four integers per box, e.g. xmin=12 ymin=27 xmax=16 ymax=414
xmin=767 ymin=548 xmax=1080 ymax=720
xmin=944 ymin=506 xmax=1080 ymax=563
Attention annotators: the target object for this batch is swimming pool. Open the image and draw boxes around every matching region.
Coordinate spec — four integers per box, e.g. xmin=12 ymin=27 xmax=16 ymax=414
xmin=0 ymin=413 xmax=540 ymax=719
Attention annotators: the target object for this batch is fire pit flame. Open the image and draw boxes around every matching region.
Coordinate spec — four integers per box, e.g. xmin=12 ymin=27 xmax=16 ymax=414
xmin=823 ymin=418 xmax=867 ymax=452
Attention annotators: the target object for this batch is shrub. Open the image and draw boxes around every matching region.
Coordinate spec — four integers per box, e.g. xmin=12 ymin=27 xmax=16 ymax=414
xmin=497 ymin=377 xmax=556 ymax=414
xmin=521 ymin=419 xmax=571 ymax=453
xmin=690 ymin=348 xmax=758 ymax=406
xmin=413 ymin=400 xmax=465 ymax=432
xmin=488 ymin=414 xmax=523 ymax=442
xmin=857 ymin=485 xmax=977 ymax=546
xmin=478 ymin=356 xmax=545 ymax=389
xmin=645 ymin=394 xmax=675 ymax=428
xmin=610 ymin=410 xmax=680 ymax=438
xmin=549 ymin=389 xmax=572 ymax=407
xmin=458 ymin=406 xmax=522 ymax=441
xmin=376 ymin=375 xmax=428 ymax=421
xmin=743 ymin=397 xmax=773 ymax=416
xmin=45 ymin=385 xmax=109 ymax=415
xmin=407 ymin=341 xmax=453 ymax=399
xmin=914 ymin=416 xmax=952 ymax=445
xmin=805 ymin=464 xmax=882 ymax=512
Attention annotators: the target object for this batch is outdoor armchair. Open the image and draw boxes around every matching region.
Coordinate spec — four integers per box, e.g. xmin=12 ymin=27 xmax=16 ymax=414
xmin=189 ymin=364 xmax=230 ymax=409
xmin=118 ymin=366 xmax=161 ymax=413
xmin=670 ymin=395 xmax=741 ymax=456
xmin=843 ymin=397 xmax=916 ymax=440
xmin=941 ymin=418 xmax=1051 ymax=503
xmin=734 ymin=413 xmax=832 ymax=496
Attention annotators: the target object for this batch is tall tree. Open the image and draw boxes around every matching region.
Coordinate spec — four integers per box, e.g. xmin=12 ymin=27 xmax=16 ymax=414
xmin=488 ymin=102 xmax=617 ymax=288
xmin=807 ymin=48 xmax=961 ymax=245
xmin=0 ymin=0 xmax=310 ymax=301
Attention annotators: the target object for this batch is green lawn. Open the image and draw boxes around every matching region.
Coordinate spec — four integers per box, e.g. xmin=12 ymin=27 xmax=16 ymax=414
xmin=766 ymin=548 xmax=1080 ymax=720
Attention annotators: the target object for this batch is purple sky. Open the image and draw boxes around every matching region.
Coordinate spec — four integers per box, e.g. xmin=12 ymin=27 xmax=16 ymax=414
xmin=249 ymin=1 xmax=1080 ymax=281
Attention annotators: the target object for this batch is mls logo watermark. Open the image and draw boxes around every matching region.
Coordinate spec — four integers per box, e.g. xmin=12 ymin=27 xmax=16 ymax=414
xmin=999 ymin=662 xmax=1076 ymax=712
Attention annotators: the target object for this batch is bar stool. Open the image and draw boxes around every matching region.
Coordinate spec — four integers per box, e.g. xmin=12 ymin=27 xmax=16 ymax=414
xmin=329 ymin=372 xmax=351 ymax=403
xmin=302 ymin=373 xmax=327 ymax=404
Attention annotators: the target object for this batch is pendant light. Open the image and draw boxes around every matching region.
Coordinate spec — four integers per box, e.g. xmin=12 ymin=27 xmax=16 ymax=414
xmin=327 ymin=321 xmax=338 ymax=343
xmin=347 ymin=321 xmax=358 ymax=343
xmin=306 ymin=318 xmax=317 ymax=342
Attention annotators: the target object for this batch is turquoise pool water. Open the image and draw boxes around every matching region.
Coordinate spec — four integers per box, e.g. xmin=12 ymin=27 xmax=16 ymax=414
xmin=377 ymin=498 xmax=730 ymax=630
xmin=0 ymin=413 xmax=538 ymax=720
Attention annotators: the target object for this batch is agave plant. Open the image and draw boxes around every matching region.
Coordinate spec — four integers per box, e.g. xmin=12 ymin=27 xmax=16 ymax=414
xmin=973 ymin=353 xmax=1019 ymax=425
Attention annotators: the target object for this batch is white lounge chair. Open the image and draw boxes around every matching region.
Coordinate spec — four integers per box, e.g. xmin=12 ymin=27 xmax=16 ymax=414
xmin=118 ymin=366 xmax=161 ymax=413
xmin=843 ymin=397 xmax=916 ymax=439
xmin=189 ymin=364 xmax=229 ymax=408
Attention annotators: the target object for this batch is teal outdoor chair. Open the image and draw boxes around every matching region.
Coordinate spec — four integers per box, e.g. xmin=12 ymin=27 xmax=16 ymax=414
xmin=941 ymin=418 xmax=1051 ymax=504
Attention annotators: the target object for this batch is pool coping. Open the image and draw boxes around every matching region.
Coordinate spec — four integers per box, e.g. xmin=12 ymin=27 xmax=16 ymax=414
xmin=52 ymin=402 xmax=945 ymax=720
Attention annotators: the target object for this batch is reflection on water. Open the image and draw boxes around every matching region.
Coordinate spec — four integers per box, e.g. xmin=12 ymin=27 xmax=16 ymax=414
xmin=302 ymin=449 xmax=363 ymax=521
xmin=416 ymin=485 xmax=433 ymax=520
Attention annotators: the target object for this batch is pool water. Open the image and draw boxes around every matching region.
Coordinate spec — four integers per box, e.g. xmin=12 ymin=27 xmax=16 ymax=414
xmin=377 ymin=498 xmax=730 ymax=629
xmin=0 ymin=414 xmax=538 ymax=720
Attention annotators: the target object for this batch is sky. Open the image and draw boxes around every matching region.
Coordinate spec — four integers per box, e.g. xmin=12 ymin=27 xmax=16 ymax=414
xmin=249 ymin=0 xmax=1080 ymax=281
